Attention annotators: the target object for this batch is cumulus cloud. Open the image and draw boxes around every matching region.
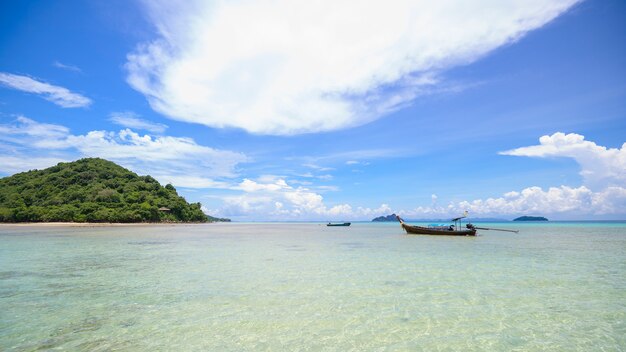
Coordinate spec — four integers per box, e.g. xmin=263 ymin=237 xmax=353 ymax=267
xmin=500 ymin=132 xmax=626 ymax=190
xmin=227 ymin=178 xmax=325 ymax=215
xmin=399 ymin=134 xmax=626 ymax=218
xmin=217 ymin=180 xmax=626 ymax=219
xmin=215 ymin=133 xmax=626 ymax=220
xmin=397 ymin=133 xmax=626 ymax=218
xmin=217 ymin=177 xmax=392 ymax=219
xmin=0 ymin=116 xmax=247 ymax=188
xmin=127 ymin=0 xmax=578 ymax=135
xmin=109 ymin=111 xmax=168 ymax=133
xmin=0 ymin=72 xmax=91 ymax=108
xmin=401 ymin=185 xmax=626 ymax=218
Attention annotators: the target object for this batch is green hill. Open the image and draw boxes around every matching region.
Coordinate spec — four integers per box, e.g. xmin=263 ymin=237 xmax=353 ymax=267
xmin=0 ymin=158 xmax=222 ymax=223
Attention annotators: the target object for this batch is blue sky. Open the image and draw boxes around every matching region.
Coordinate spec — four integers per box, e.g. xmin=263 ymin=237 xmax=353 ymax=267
xmin=1 ymin=0 xmax=624 ymax=220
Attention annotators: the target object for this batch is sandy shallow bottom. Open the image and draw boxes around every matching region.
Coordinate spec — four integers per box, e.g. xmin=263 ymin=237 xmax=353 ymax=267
xmin=1 ymin=222 xmax=625 ymax=351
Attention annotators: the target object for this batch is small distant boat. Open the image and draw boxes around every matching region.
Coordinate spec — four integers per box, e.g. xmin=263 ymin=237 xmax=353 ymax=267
xmin=397 ymin=214 xmax=518 ymax=236
xmin=327 ymin=222 xmax=351 ymax=227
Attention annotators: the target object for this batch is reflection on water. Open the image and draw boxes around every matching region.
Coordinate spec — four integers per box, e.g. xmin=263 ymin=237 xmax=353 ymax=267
xmin=0 ymin=222 xmax=625 ymax=351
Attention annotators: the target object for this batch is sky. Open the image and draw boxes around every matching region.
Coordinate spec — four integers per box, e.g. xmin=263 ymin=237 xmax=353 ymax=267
xmin=0 ymin=0 xmax=625 ymax=220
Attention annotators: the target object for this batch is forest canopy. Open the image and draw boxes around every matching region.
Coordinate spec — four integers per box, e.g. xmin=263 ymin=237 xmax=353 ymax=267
xmin=0 ymin=158 xmax=225 ymax=223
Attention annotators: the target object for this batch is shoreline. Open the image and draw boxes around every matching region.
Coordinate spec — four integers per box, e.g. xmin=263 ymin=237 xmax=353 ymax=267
xmin=1 ymin=220 xmax=623 ymax=228
xmin=0 ymin=222 xmax=217 ymax=227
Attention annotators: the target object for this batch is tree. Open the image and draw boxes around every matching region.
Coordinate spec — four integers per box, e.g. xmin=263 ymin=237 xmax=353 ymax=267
xmin=0 ymin=158 xmax=214 ymax=223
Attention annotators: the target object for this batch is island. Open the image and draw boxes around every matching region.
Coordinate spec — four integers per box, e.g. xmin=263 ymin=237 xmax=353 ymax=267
xmin=513 ymin=216 xmax=548 ymax=221
xmin=372 ymin=214 xmax=398 ymax=222
xmin=0 ymin=158 xmax=229 ymax=223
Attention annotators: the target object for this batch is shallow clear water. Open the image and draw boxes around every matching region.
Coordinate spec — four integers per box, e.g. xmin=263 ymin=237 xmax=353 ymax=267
xmin=1 ymin=222 xmax=625 ymax=351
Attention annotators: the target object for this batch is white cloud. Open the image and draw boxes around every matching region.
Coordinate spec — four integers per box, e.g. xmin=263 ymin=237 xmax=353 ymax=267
xmin=127 ymin=0 xmax=578 ymax=135
xmin=53 ymin=61 xmax=82 ymax=73
xmin=215 ymin=179 xmax=626 ymax=220
xmin=214 ymin=133 xmax=626 ymax=220
xmin=316 ymin=185 xmax=340 ymax=192
xmin=400 ymin=185 xmax=626 ymax=218
xmin=237 ymin=178 xmax=290 ymax=192
xmin=109 ymin=111 xmax=168 ymax=133
xmin=64 ymin=129 xmax=247 ymax=181
xmin=0 ymin=155 xmax=70 ymax=175
xmin=290 ymin=149 xmax=402 ymax=166
xmin=500 ymin=132 xmax=626 ymax=190
xmin=397 ymin=134 xmax=626 ymax=218
xmin=302 ymin=163 xmax=334 ymax=171
xmin=0 ymin=116 xmax=69 ymax=140
xmin=345 ymin=160 xmax=370 ymax=166
xmin=0 ymin=72 xmax=91 ymax=108
xmin=0 ymin=117 xmax=247 ymax=188
xmin=152 ymin=175 xmax=230 ymax=189
xmin=215 ymin=176 xmax=395 ymax=220
xmin=219 ymin=178 xmax=338 ymax=218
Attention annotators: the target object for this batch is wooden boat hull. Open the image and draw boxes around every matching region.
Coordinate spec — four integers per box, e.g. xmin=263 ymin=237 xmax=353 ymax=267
xmin=400 ymin=223 xmax=476 ymax=236
xmin=327 ymin=223 xmax=351 ymax=227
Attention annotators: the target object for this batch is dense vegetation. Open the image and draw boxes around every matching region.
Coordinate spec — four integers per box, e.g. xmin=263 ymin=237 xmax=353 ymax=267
xmin=0 ymin=158 xmax=221 ymax=223
xmin=513 ymin=216 xmax=548 ymax=221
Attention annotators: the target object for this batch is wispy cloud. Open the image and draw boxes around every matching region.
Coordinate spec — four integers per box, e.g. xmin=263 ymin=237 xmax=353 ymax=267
xmin=0 ymin=116 xmax=247 ymax=188
xmin=309 ymin=149 xmax=404 ymax=162
xmin=302 ymin=163 xmax=334 ymax=172
xmin=109 ymin=111 xmax=168 ymax=133
xmin=295 ymin=172 xmax=333 ymax=180
xmin=53 ymin=61 xmax=82 ymax=73
xmin=0 ymin=72 xmax=91 ymax=108
xmin=0 ymin=116 xmax=69 ymax=140
xmin=346 ymin=160 xmax=370 ymax=166
xmin=316 ymin=185 xmax=340 ymax=192
xmin=0 ymin=155 xmax=70 ymax=175
xmin=127 ymin=0 xmax=578 ymax=135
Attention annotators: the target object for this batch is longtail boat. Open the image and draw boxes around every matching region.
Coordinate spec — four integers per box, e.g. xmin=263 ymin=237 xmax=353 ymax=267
xmin=327 ymin=222 xmax=351 ymax=227
xmin=396 ymin=214 xmax=519 ymax=236
xmin=397 ymin=215 xmax=476 ymax=236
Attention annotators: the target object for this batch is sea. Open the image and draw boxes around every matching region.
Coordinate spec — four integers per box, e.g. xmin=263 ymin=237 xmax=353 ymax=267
xmin=0 ymin=221 xmax=624 ymax=351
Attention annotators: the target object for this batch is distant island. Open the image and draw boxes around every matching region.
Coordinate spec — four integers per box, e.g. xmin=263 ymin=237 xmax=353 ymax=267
xmin=372 ymin=213 xmax=508 ymax=222
xmin=372 ymin=214 xmax=398 ymax=222
xmin=0 ymin=158 xmax=229 ymax=223
xmin=513 ymin=216 xmax=548 ymax=221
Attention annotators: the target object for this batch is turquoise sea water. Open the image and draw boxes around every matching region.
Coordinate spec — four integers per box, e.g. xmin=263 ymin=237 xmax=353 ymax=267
xmin=1 ymin=222 xmax=625 ymax=351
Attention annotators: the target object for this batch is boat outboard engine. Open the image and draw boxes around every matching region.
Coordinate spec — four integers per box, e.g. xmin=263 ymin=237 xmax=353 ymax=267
xmin=466 ymin=223 xmax=475 ymax=230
